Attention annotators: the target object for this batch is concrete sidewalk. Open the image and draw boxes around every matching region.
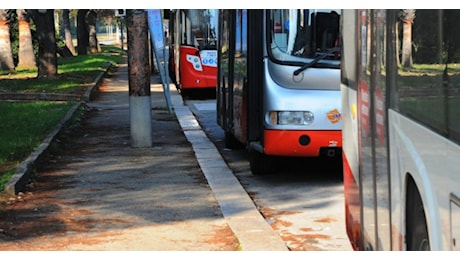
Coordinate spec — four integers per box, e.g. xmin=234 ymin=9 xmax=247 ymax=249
xmin=0 ymin=60 xmax=288 ymax=251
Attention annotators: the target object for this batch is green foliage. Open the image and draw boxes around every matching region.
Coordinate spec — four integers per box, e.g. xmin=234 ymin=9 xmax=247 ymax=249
xmin=0 ymin=45 xmax=122 ymax=94
xmin=0 ymin=101 xmax=74 ymax=192
xmin=0 ymin=170 xmax=14 ymax=193
xmin=0 ymin=102 xmax=75 ymax=163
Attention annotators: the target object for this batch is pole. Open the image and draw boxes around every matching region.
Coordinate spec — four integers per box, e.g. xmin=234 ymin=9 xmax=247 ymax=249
xmin=126 ymin=9 xmax=152 ymax=148
xmin=147 ymin=9 xmax=173 ymax=114
xmin=120 ymin=17 xmax=124 ymax=51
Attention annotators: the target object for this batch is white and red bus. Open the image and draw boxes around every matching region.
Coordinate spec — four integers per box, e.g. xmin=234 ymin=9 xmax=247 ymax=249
xmin=341 ymin=9 xmax=460 ymax=250
xmin=167 ymin=9 xmax=218 ymax=97
xmin=217 ymin=9 xmax=342 ymax=175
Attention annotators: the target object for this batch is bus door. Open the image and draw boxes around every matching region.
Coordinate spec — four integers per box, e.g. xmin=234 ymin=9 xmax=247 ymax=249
xmin=246 ymin=10 xmax=264 ymax=146
xmin=216 ymin=9 xmax=234 ymax=146
xmin=218 ymin=10 xmax=259 ymax=148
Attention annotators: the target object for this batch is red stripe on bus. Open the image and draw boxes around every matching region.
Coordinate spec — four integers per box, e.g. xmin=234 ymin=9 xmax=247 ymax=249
xmin=343 ymin=153 xmax=362 ymax=251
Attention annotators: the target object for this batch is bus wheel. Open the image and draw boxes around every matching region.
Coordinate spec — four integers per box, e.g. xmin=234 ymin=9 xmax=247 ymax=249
xmin=224 ymin=131 xmax=244 ymax=149
xmin=180 ymin=89 xmax=191 ymax=98
xmin=248 ymin=151 xmax=278 ymax=175
xmin=406 ymin=178 xmax=430 ymax=250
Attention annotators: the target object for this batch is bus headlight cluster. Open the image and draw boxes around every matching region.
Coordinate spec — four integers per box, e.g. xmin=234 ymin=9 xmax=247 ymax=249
xmin=269 ymin=111 xmax=314 ymax=125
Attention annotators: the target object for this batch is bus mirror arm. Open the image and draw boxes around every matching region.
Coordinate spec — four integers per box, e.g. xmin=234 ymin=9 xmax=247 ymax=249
xmin=293 ymin=47 xmax=340 ymax=76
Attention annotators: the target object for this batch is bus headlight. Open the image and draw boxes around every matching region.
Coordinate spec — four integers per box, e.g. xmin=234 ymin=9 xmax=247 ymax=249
xmin=269 ymin=111 xmax=314 ymax=125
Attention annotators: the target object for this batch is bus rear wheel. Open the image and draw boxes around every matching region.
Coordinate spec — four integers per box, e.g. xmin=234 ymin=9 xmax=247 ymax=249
xmin=406 ymin=178 xmax=430 ymax=251
xmin=248 ymin=151 xmax=278 ymax=175
xmin=224 ymin=131 xmax=244 ymax=149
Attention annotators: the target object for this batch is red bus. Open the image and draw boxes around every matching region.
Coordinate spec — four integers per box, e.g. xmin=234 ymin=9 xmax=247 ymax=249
xmin=167 ymin=9 xmax=218 ymax=97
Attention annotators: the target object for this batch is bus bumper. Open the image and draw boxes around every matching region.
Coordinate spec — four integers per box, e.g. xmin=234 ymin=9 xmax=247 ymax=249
xmin=263 ymin=129 xmax=342 ymax=157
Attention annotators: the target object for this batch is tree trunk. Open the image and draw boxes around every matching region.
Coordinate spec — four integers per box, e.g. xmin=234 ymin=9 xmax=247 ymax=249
xmin=0 ymin=10 xmax=15 ymax=73
xmin=127 ymin=9 xmax=151 ymax=97
xmin=401 ymin=20 xmax=413 ymax=69
xmin=86 ymin=10 xmax=100 ymax=53
xmin=77 ymin=9 xmax=89 ymax=55
xmin=28 ymin=9 xmax=58 ymax=78
xmin=62 ymin=9 xmax=76 ymax=56
xmin=401 ymin=9 xmax=415 ymax=70
xmin=17 ymin=9 xmax=36 ymax=69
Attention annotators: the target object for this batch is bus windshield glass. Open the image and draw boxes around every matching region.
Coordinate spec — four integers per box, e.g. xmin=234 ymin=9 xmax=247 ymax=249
xmin=184 ymin=9 xmax=218 ymax=50
xmin=268 ymin=9 xmax=341 ymax=67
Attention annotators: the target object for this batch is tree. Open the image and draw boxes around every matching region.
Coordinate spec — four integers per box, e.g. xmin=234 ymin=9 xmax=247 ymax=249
xmin=126 ymin=9 xmax=150 ymax=98
xmin=0 ymin=9 xmax=15 ymax=73
xmin=27 ymin=9 xmax=57 ymax=78
xmin=16 ymin=9 xmax=36 ymax=69
xmin=62 ymin=9 xmax=76 ymax=56
xmin=86 ymin=10 xmax=100 ymax=53
xmin=77 ymin=9 xmax=89 ymax=55
xmin=401 ymin=9 xmax=415 ymax=70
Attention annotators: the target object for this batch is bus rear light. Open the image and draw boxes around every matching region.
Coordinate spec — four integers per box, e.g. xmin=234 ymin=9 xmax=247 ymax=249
xmin=186 ymin=54 xmax=203 ymax=71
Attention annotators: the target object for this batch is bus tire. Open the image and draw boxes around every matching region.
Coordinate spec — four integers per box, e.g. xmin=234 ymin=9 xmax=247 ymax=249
xmin=406 ymin=177 xmax=430 ymax=250
xmin=224 ymin=131 xmax=244 ymax=149
xmin=248 ymin=151 xmax=278 ymax=175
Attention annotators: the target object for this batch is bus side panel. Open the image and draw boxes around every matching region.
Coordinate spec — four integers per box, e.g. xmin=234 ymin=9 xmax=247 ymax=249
xmin=389 ymin=110 xmax=460 ymax=250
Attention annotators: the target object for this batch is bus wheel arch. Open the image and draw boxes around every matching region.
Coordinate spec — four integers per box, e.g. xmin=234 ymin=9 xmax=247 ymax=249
xmin=248 ymin=150 xmax=278 ymax=175
xmin=224 ymin=131 xmax=245 ymax=150
xmin=405 ymin=174 xmax=430 ymax=250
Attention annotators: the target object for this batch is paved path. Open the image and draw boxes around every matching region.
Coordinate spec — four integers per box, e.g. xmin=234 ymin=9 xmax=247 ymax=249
xmin=0 ymin=60 xmax=288 ymax=251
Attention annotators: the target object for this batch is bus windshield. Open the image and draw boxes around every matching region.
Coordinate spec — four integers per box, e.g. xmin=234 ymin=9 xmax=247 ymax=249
xmin=268 ymin=9 xmax=341 ymax=68
xmin=185 ymin=9 xmax=218 ymax=50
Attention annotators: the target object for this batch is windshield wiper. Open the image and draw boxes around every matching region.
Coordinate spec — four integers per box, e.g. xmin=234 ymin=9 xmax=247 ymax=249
xmin=293 ymin=47 xmax=340 ymax=76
